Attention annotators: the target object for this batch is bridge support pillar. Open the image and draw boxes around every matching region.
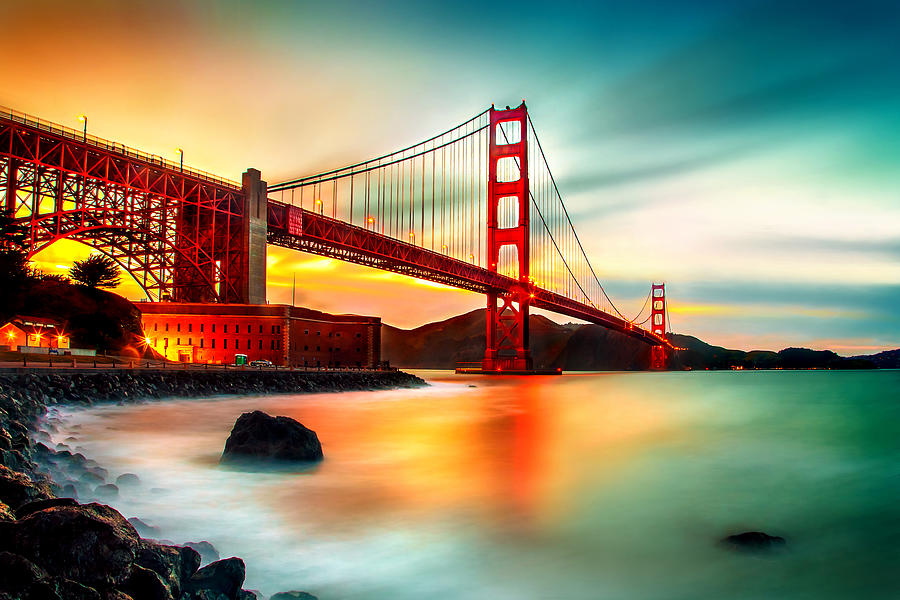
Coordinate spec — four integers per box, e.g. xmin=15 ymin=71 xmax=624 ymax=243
xmin=241 ymin=168 xmax=268 ymax=304
xmin=649 ymin=283 xmax=668 ymax=370
xmin=482 ymin=102 xmax=533 ymax=372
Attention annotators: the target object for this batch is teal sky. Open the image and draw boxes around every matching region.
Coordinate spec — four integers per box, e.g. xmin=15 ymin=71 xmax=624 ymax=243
xmin=2 ymin=0 xmax=898 ymax=353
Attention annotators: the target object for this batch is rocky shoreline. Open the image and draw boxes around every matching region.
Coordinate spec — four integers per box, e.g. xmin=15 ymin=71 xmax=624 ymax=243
xmin=0 ymin=369 xmax=425 ymax=599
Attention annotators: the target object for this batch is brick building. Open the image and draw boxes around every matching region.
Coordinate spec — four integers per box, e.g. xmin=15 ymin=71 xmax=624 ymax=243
xmin=139 ymin=303 xmax=381 ymax=368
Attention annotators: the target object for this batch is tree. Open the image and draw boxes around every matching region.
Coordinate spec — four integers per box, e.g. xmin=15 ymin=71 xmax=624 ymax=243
xmin=0 ymin=215 xmax=34 ymax=317
xmin=69 ymin=254 xmax=122 ymax=289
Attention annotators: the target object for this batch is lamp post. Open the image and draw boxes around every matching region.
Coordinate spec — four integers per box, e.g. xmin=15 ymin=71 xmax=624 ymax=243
xmin=77 ymin=114 xmax=87 ymax=141
xmin=174 ymin=147 xmax=183 ymax=172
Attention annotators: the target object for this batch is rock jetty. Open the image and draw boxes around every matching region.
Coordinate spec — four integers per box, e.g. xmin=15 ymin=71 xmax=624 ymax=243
xmin=0 ymin=368 xmax=423 ymax=598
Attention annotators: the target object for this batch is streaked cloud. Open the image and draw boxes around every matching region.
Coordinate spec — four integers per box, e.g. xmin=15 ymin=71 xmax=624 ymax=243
xmin=7 ymin=0 xmax=899 ymax=353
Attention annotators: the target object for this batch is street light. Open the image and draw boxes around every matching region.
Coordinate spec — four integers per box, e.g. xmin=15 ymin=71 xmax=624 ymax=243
xmin=77 ymin=114 xmax=87 ymax=141
xmin=174 ymin=148 xmax=183 ymax=172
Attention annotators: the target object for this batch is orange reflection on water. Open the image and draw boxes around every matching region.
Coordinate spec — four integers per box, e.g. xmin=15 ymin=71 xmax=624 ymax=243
xmin=253 ymin=373 xmax=677 ymax=537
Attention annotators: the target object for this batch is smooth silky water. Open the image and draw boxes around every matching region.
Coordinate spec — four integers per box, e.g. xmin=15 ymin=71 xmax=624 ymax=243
xmin=44 ymin=370 xmax=899 ymax=599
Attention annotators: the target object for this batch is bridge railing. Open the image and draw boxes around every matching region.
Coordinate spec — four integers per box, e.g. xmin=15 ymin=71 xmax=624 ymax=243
xmin=0 ymin=105 xmax=240 ymax=189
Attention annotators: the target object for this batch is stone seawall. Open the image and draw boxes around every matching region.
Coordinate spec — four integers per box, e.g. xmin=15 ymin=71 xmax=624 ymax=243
xmin=0 ymin=369 xmax=425 ymax=599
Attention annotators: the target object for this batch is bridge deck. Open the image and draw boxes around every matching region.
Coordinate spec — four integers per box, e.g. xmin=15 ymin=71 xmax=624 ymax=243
xmin=267 ymin=201 xmax=671 ymax=348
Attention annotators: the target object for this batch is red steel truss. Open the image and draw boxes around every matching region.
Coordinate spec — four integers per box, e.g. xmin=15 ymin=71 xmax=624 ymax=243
xmin=0 ymin=105 xmax=673 ymax=361
xmin=0 ymin=111 xmax=246 ymax=302
xmin=484 ymin=103 xmax=532 ymax=371
xmin=267 ymin=202 xmax=670 ymax=348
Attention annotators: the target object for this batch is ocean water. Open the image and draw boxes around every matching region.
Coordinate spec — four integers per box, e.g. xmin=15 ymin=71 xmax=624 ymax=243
xmin=43 ymin=370 xmax=899 ymax=599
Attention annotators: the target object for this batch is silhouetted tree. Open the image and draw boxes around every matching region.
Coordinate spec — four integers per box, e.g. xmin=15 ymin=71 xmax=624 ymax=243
xmin=69 ymin=255 xmax=122 ymax=289
xmin=0 ymin=215 xmax=34 ymax=317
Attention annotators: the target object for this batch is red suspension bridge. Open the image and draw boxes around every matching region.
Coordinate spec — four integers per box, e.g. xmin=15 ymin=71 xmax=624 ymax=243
xmin=0 ymin=102 xmax=672 ymax=371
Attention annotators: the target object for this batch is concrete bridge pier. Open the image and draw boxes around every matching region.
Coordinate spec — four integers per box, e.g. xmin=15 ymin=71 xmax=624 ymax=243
xmin=241 ymin=168 xmax=268 ymax=304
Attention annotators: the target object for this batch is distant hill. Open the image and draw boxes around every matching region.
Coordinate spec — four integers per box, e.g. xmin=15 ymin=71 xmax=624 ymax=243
xmin=382 ymin=310 xmax=884 ymax=371
xmin=851 ymin=349 xmax=900 ymax=369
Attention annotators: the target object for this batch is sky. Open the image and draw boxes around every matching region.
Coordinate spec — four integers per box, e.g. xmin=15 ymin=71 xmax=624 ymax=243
xmin=2 ymin=0 xmax=898 ymax=354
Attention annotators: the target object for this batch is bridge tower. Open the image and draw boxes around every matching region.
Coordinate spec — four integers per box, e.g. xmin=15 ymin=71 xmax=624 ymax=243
xmin=649 ymin=283 xmax=668 ymax=370
xmin=483 ymin=102 xmax=533 ymax=372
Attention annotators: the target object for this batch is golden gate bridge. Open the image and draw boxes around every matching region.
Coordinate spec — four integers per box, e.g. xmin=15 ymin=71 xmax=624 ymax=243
xmin=0 ymin=102 xmax=672 ymax=372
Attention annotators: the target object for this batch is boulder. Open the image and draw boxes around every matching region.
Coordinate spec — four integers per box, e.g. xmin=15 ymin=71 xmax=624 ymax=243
xmin=721 ymin=531 xmax=786 ymax=553
xmin=0 ymin=501 xmax=14 ymax=522
xmin=221 ymin=411 xmax=323 ymax=464
xmin=15 ymin=497 xmax=79 ymax=519
xmin=95 ymin=484 xmax=120 ymax=499
xmin=120 ymin=563 xmax=170 ymax=600
xmin=184 ymin=540 xmax=220 ymax=565
xmin=181 ymin=557 xmax=245 ymax=600
xmin=0 ymin=551 xmax=49 ymax=593
xmin=0 ymin=464 xmax=54 ymax=510
xmin=127 ymin=517 xmax=162 ymax=539
xmin=116 ymin=473 xmax=140 ymax=487
xmin=8 ymin=503 xmax=142 ymax=588
xmin=55 ymin=578 xmax=103 ymax=599
xmin=136 ymin=542 xmax=200 ymax=598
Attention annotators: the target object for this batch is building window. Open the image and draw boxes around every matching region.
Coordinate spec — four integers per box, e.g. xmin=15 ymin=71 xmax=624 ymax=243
xmin=177 ymin=324 xmax=181 ymax=332
xmin=336 ymin=332 xmax=341 ymax=337
xmin=304 ymin=345 xmax=308 ymax=351
xmin=316 ymin=345 xmax=320 ymax=351
xmin=200 ymin=324 xmax=204 ymax=333
xmin=154 ymin=323 xmax=158 ymax=332
xmin=188 ymin=338 xmax=192 ymax=346
xmin=304 ymin=329 xmax=309 ymax=335
xmin=270 ymin=340 xmax=275 ymax=350
xmin=177 ymin=338 xmax=180 ymax=345
xmin=259 ymin=340 xmax=263 ymax=350
xmin=235 ymin=323 xmax=239 ymax=332
xmin=247 ymin=325 xmax=251 ymax=334
xmin=271 ymin=325 xmax=275 ymax=334
xmin=165 ymin=323 xmax=169 ymax=332
xmin=235 ymin=339 xmax=239 ymax=349
xmin=223 ymin=324 xmax=228 ymax=333
xmin=316 ymin=331 xmax=321 ymax=336
xmin=224 ymin=339 xmax=228 ymax=349
xmin=200 ymin=339 xmax=204 ymax=348
xmin=259 ymin=325 xmax=263 ymax=333
xmin=335 ymin=347 xmax=340 ymax=352
xmin=328 ymin=332 xmax=333 ymax=338
xmin=211 ymin=324 xmax=216 ymax=333
xmin=189 ymin=324 xmax=193 ymax=332
xmin=247 ymin=339 xmax=251 ymax=350
xmin=211 ymin=339 xmax=215 ymax=349
xmin=356 ymin=333 xmax=362 ymax=338
xmin=356 ymin=348 xmax=360 ymax=352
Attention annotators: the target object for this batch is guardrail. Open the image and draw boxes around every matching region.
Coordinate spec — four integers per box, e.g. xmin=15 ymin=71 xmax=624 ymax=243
xmin=0 ymin=105 xmax=240 ymax=189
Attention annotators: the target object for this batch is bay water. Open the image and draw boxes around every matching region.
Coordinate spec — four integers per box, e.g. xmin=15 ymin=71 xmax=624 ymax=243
xmin=45 ymin=370 xmax=899 ymax=599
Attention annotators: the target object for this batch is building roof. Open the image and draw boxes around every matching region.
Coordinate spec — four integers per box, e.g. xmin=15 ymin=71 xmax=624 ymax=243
xmin=2 ymin=315 xmax=65 ymax=331
xmin=136 ymin=302 xmax=380 ymax=324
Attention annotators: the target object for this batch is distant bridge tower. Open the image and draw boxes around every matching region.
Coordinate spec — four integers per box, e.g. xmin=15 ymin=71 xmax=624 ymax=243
xmin=649 ymin=283 xmax=668 ymax=370
xmin=483 ymin=102 xmax=533 ymax=371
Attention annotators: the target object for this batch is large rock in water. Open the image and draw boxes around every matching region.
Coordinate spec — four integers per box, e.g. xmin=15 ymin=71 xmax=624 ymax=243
xmin=221 ymin=411 xmax=323 ymax=463
xmin=721 ymin=531 xmax=786 ymax=553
